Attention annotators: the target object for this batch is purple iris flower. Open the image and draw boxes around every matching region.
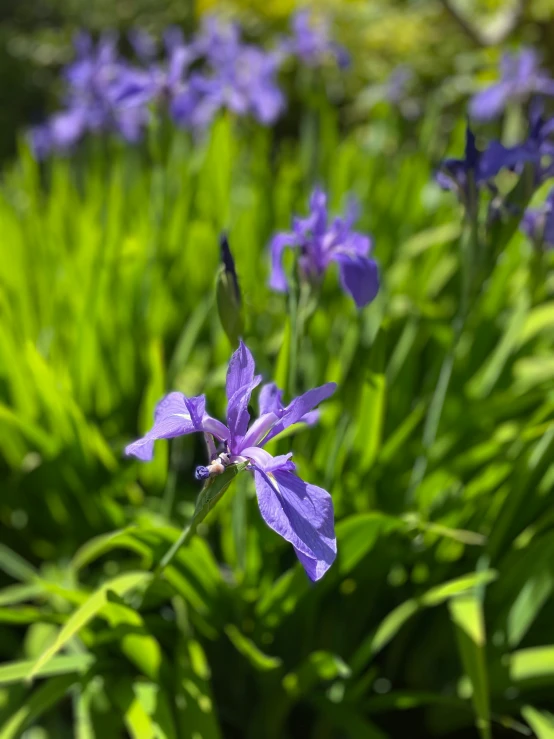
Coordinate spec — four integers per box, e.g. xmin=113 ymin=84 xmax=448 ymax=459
xmin=521 ymin=187 xmax=554 ymax=249
xmin=171 ymin=16 xmax=285 ymax=130
xmin=128 ymin=29 xmax=158 ymax=62
xmin=436 ymin=124 xmax=538 ymax=206
xmin=268 ymin=188 xmax=379 ymax=309
xmin=470 ymin=48 xmax=554 ymax=121
xmin=30 ymin=107 xmax=88 ymax=157
xmin=281 ymin=10 xmax=349 ymax=68
xmin=111 ymin=31 xmax=193 ymax=124
xmin=508 ymin=101 xmax=554 ymax=184
xmin=125 ymin=342 xmax=337 ymax=581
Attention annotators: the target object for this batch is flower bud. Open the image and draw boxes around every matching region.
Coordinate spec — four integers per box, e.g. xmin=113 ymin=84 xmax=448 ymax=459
xmin=216 ymin=233 xmax=244 ymax=347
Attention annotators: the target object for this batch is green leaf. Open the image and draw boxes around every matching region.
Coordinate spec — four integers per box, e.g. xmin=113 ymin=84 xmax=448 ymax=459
xmin=507 ymin=570 xmax=553 ymax=648
xmin=26 ymin=571 xmax=152 ymax=682
xmin=0 ymin=654 xmax=94 ymax=685
xmin=449 ymin=595 xmax=490 ymax=739
xmin=310 ymin=696 xmax=389 ymax=739
xmin=0 ymin=582 xmax=44 ymax=606
xmin=419 ymin=571 xmax=497 ymax=607
xmin=519 ymin=301 xmax=554 ymax=345
xmin=111 ymin=679 xmax=173 ymax=739
xmin=174 ymin=636 xmax=223 ymax=739
xmin=0 ymin=544 xmax=37 ymax=583
xmin=510 ymin=646 xmax=554 ymax=683
xmin=103 ymin=591 xmax=163 ymax=680
xmin=354 ymin=371 xmax=386 ymax=473
xmin=0 ymin=675 xmax=78 ymax=738
xmin=351 ymin=571 xmax=497 ymax=675
xmin=225 ymin=625 xmax=282 ymax=671
xmin=522 ymin=705 xmax=554 ymax=738
xmin=72 ymin=527 xmax=152 ymax=572
xmin=153 ymin=463 xmax=247 ymax=577
xmin=111 ymin=681 xmax=177 ymax=739
xmin=283 ymin=651 xmax=351 ymax=697
xmin=336 ymin=513 xmax=404 ymax=575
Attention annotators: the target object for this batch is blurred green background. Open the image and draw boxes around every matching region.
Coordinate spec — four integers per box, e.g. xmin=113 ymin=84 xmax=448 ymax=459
xmin=2 ymin=1 xmax=554 ymax=738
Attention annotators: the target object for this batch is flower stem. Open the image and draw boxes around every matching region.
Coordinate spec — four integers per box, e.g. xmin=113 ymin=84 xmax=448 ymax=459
xmin=288 ymin=280 xmax=312 ymax=399
xmin=288 ymin=279 xmax=299 ymax=399
xmin=153 ymin=522 xmax=194 ymax=579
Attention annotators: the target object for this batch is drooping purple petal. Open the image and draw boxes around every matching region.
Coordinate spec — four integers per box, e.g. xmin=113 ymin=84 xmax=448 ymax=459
xmin=126 ymin=392 xmax=228 ymax=461
xmin=252 ymin=468 xmax=336 ymax=581
xmin=125 ymin=392 xmax=204 ymax=461
xmin=263 ymin=383 xmax=336 ymax=444
xmin=469 ymin=83 xmax=509 ymax=121
xmin=269 ymin=232 xmax=298 ymax=292
xmin=332 ymin=252 xmax=380 ymax=309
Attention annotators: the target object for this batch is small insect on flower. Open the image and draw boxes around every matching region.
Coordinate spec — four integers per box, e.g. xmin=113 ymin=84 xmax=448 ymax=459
xmin=126 ymin=341 xmax=337 ymax=581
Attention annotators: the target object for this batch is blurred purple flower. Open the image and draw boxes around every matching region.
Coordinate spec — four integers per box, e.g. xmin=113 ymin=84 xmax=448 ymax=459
xmin=521 ymin=187 xmax=554 ymax=249
xmin=171 ymin=18 xmax=284 ymax=130
xmin=470 ymin=48 xmax=554 ymax=121
xmin=281 ymin=10 xmax=349 ymax=68
xmin=385 ymin=66 xmax=413 ymax=105
xmin=269 ymin=188 xmax=379 ymax=308
xmin=112 ymin=31 xmax=192 ymax=115
xmin=126 ymin=341 xmax=337 ymax=581
xmin=509 ymin=101 xmax=554 ymax=184
xmin=436 ymin=124 xmax=538 ymax=205
xmin=128 ymin=28 xmax=158 ymax=62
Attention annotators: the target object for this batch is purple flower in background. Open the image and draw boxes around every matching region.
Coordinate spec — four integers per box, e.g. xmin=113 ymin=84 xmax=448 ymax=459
xmin=128 ymin=28 xmax=158 ymax=62
xmin=112 ymin=30 xmax=192 ymax=120
xmin=281 ymin=10 xmax=349 ymax=68
xmin=126 ymin=342 xmax=337 ymax=581
xmin=470 ymin=48 xmax=554 ymax=121
xmin=509 ymin=101 xmax=554 ymax=184
xmin=269 ymin=188 xmax=379 ymax=308
xmin=436 ymin=124 xmax=538 ymax=206
xmin=171 ymin=17 xmax=285 ymax=130
xmin=521 ymin=187 xmax=554 ymax=249
xmin=385 ymin=66 xmax=413 ymax=105
xmin=30 ymin=107 xmax=88 ymax=156
xmin=30 ymin=31 xmax=153 ymax=156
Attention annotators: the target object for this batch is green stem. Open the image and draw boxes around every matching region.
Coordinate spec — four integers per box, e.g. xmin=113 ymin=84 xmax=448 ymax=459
xmin=288 ymin=280 xmax=299 ymax=399
xmin=153 ymin=522 xmax=194 ymax=579
xmin=288 ymin=281 xmax=313 ymax=399
xmin=152 ymin=463 xmax=246 ymax=584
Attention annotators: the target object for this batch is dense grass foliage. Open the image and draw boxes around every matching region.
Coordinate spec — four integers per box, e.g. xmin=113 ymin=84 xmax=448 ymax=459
xmin=1 ymin=111 xmax=554 ymax=738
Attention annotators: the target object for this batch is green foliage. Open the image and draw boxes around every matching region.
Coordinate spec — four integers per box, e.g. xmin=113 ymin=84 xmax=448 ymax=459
xmin=0 ymin=106 xmax=554 ymax=739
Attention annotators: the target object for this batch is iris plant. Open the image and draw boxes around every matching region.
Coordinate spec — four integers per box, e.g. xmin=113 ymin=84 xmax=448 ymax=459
xmin=470 ymin=48 xmax=554 ymax=121
xmin=31 ymin=10 xmax=349 ymax=156
xmin=280 ymin=10 xmax=349 ymax=68
xmin=436 ymin=124 xmax=538 ymax=210
xmin=269 ymin=188 xmax=379 ymax=308
xmin=126 ymin=342 xmax=337 ymax=581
